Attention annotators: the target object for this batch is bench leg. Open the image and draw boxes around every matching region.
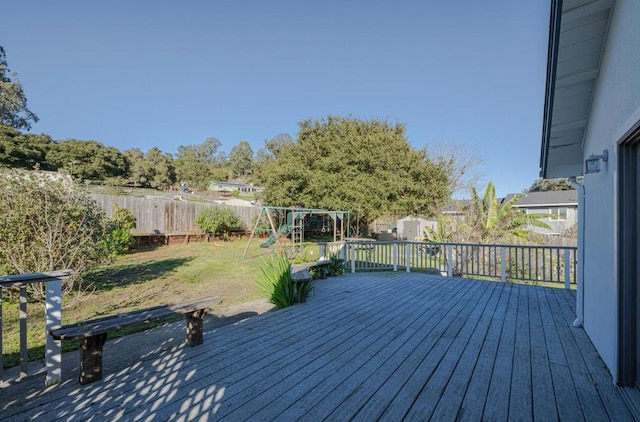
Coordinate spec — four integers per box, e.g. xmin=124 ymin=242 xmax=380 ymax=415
xmin=185 ymin=310 xmax=207 ymax=347
xmin=78 ymin=333 xmax=107 ymax=385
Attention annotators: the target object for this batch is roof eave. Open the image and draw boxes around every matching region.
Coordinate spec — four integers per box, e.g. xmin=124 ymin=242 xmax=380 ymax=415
xmin=540 ymin=0 xmax=564 ymax=179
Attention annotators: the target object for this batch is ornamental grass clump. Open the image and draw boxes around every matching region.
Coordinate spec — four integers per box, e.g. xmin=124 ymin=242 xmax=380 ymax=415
xmin=256 ymin=252 xmax=294 ymax=308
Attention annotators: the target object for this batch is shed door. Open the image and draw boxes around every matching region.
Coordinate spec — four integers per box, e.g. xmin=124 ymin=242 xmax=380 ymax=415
xmin=403 ymin=221 xmax=420 ymax=241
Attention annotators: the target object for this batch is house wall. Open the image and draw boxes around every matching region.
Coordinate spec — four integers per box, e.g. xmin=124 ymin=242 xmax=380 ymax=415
xmin=581 ymin=0 xmax=640 ymax=379
xmin=522 ymin=206 xmax=578 ymax=235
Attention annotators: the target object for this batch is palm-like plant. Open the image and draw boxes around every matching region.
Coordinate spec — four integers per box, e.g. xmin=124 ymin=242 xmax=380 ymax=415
xmin=462 ymin=182 xmax=551 ymax=243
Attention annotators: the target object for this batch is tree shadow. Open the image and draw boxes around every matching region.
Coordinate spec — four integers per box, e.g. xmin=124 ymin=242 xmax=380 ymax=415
xmin=84 ymin=257 xmax=195 ymax=292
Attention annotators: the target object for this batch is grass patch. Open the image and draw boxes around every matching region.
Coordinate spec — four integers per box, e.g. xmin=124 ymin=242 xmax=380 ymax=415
xmin=2 ymin=239 xmax=281 ymax=368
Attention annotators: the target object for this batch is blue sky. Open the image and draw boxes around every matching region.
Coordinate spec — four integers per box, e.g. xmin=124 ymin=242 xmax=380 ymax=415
xmin=2 ymin=0 xmax=550 ymax=197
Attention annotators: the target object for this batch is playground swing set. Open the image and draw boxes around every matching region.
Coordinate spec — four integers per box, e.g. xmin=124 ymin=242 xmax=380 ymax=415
xmin=242 ymin=206 xmax=351 ymax=258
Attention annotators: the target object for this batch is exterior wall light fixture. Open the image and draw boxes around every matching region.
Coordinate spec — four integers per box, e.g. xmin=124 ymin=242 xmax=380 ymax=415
xmin=585 ymin=149 xmax=608 ymax=174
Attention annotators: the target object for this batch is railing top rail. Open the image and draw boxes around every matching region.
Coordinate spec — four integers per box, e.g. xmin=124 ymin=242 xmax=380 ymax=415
xmin=321 ymin=240 xmax=577 ymax=251
xmin=0 ymin=270 xmax=74 ymax=287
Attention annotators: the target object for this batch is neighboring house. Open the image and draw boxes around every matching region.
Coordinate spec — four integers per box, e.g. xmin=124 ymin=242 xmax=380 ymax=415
xmin=504 ymin=190 xmax=578 ymax=235
xmin=208 ymin=181 xmax=263 ymax=193
xmin=540 ymin=0 xmax=640 ymax=410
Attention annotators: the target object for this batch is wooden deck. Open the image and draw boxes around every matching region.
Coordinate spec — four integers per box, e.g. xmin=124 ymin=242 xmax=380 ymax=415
xmin=1 ymin=273 xmax=633 ymax=421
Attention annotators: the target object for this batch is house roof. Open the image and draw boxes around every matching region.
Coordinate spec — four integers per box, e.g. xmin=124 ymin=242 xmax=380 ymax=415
xmin=504 ymin=190 xmax=579 ymax=207
xmin=539 ymin=0 xmax=615 ymax=178
xmin=442 ymin=199 xmax=471 ymax=214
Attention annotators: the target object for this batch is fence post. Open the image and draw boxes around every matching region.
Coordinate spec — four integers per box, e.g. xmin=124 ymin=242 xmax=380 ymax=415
xmin=45 ymin=278 xmax=62 ymax=386
xmin=393 ymin=243 xmax=398 ymax=272
xmin=564 ymin=249 xmax=571 ymax=290
xmin=501 ymin=247 xmax=506 ymax=282
xmin=447 ymin=245 xmax=453 ymax=277
xmin=406 ymin=243 xmax=411 ymax=273
xmin=350 ymin=243 xmax=356 ymax=273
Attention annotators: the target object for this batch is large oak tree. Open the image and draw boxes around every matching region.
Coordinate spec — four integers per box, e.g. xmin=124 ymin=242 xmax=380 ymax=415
xmin=254 ymin=116 xmax=452 ymax=232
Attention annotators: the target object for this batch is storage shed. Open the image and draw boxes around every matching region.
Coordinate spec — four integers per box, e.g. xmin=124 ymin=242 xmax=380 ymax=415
xmin=396 ymin=216 xmax=436 ymax=241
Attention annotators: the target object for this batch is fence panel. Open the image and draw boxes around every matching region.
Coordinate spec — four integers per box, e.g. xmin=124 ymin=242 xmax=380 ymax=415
xmin=91 ymin=194 xmax=259 ymax=234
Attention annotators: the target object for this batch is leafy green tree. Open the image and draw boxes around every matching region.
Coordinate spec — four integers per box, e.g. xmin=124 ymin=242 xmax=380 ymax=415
xmin=254 ymin=116 xmax=451 ymax=232
xmin=0 ymin=124 xmax=54 ymax=169
xmin=145 ymin=147 xmax=176 ymax=189
xmin=196 ymin=208 xmax=243 ymax=238
xmin=528 ymin=178 xmax=574 ymax=192
xmin=175 ymin=137 xmax=221 ymax=189
xmin=47 ymin=139 xmax=127 ymax=180
xmin=0 ymin=46 xmax=39 ymax=130
xmin=122 ymin=148 xmax=145 ymax=185
xmin=229 ymin=141 xmax=254 ymax=178
xmin=0 ymin=169 xmax=110 ymax=300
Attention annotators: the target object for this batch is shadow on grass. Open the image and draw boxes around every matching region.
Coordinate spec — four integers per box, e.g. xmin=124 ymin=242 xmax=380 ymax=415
xmin=84 ymin=257 xmax=195 ymax=292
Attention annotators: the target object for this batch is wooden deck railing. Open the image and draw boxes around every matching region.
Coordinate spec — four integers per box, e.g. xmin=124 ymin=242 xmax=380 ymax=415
xmin=0 ymin=270 xmax=72 ymax=386
xmin=319 ymin=241 xmax=577 ymax=288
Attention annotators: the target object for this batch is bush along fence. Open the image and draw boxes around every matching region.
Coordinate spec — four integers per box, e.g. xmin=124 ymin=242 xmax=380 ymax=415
xmin=319 ymin=240 xmax=577 ymax=288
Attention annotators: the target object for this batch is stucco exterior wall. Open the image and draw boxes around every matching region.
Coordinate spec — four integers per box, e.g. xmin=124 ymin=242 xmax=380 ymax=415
xmin=581 ymin=0 xmax=640 ymax=377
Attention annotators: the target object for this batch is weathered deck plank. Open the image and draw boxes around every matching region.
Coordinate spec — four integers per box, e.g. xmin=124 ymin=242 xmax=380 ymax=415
xmin=528 ymin=284 xmax=559 ymax=421
xmin=429 ymin=282 xmax=507 ymax=420
xmin=537 ymin=286 xmax=584 ymax=421
xmin=0 ymin=273 xmax=633 ymax=422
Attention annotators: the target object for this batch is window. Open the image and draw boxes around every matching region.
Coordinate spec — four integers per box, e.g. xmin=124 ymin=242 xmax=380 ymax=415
xmin=549 ymin=207 xmax=567 ymax=220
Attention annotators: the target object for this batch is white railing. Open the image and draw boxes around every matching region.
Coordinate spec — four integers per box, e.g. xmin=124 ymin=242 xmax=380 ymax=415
xmin=319 ymin=241 xmax=577 ymax=288
xmin=0 ymin=270 xmax=72 ymax=386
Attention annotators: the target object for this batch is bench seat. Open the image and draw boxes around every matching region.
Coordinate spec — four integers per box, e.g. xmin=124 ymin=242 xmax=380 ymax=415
xmin=50 ymin=296 xmax=222 ymax=385
xmin=291 ymin=259 xmax=332 ymax=279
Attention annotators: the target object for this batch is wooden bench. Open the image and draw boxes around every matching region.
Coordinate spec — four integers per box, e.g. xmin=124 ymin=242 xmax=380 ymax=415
xmin=50 ymin=296 xmax=222 ymax=385
xmin=290 ymin=260 xmax=332 ymax=303
xmin=291 ymin=259 xmax=332 ymax=279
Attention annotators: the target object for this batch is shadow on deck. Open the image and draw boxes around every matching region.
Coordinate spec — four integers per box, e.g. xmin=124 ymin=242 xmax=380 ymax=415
xmin=0 ymin=273 xmax=633 ymax=421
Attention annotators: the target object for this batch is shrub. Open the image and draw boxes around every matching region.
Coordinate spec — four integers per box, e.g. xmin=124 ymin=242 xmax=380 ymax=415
xmin=329 ymin=254 xmax=345 ymax=276
xmin=196 ymin=208 xmax=243 ymax=238
xmin=102 ymin=204 xmax=137 ymax=257
xmin=255 ymin=253 xmax=294 ymax=308
xmin=0 ymin=170 xmax=110 ymax=299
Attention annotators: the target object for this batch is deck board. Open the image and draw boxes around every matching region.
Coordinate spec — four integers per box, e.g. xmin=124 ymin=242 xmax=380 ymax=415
xmin=484 ymin=282 xmax=519 ymax=421
xmin=0 ymin=273 xmax=633 ymax=422
xmin=528 ymin=284 xmax=559 ymax=421
xmin=509 ymin=285 xmax=533 ymax=421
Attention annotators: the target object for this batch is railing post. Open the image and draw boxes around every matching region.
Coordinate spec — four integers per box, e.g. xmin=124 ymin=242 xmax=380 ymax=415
xmin=564 ymin=249 xmax=571 ymax=290
xmin=501 ymin=247 xmax=506 ymax=282
xmin=19 ymin=286 xmax=28 ymax=378
xmin=45 ymin=278 xmax=62 ymax=386
xmin=318 ymin=243 xmax=326 ymax=260
xmin=350 ymin=243 xmax=356 ymax=273
xmin=447 ymin=245 xmax=453 ymax=277
xmin=0 ymin=287 xmax=3 ymax=380
xmin=406 ymin=243 xmax=411 ymax=273
xmin=393 ymin=243 xmax=398 ymax=272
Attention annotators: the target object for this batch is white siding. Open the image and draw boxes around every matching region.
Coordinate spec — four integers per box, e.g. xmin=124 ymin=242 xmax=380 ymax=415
xmin=581 ymin=0 xmax=640 ymax=378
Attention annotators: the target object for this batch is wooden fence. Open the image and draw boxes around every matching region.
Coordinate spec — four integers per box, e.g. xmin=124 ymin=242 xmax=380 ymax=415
xmin=91 ymin=194 xmax=259 ymax=234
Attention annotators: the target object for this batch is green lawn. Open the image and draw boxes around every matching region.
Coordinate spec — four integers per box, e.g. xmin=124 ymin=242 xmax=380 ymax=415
xmin=1 ymin=238 xmax=320 ymax=368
